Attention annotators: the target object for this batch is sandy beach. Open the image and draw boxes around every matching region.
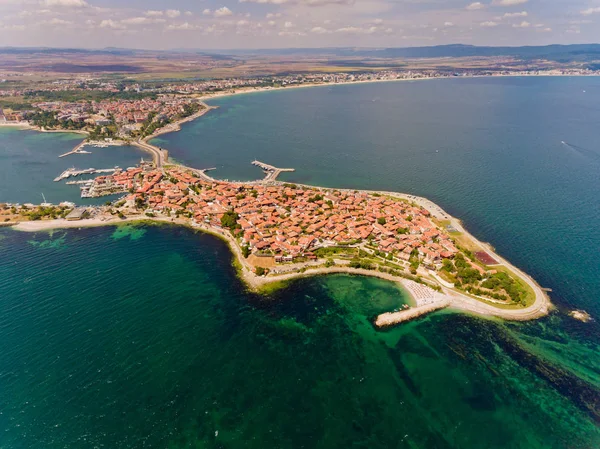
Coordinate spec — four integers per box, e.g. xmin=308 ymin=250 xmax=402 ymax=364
xmin=195 ymin=73 xmax=600 ymax=104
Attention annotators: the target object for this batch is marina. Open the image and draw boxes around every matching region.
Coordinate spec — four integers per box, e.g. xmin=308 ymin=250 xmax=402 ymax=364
xmin=252 ymin=160 xmax=295 ymax=183
xmin=53 ymin=167 xmax=120 ymax=182
xmin=59 ymin=140 xmax=126 ymax=158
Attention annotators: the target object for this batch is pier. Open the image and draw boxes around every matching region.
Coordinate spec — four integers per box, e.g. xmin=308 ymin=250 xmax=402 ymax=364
xmin=194 ymin=167 xmax=218 ymax=183
xmin=252 ymin=160 xmax=295 ymax=183
xmin=59 ymin=141 xmax=88 ymax=158
xmin=53 ymin=167 xmax=120 ymax=182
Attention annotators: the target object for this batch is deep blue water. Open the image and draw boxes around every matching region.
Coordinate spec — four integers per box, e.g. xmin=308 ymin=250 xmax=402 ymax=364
xmin=153 ymin=77 xmax=600 ymax=316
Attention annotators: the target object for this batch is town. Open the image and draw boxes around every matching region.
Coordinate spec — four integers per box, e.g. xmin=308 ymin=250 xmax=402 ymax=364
xmin=2 ymin=67 xmax=599 ymax=130
xmin=33 ymin=160 xmax=531 ymax=310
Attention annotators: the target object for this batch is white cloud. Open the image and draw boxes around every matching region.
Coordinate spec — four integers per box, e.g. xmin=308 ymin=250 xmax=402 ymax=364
xmin=214 ymin=6 xmax=233 ymax=17
xmin=45 ymin=17 xmax=72 ymax=25
xmin=241 ymin=0 xmax=353 ymax=5
xmin=278 ymin=30 xmax=306 ymax=36
xmin=0 ymin=24 xmax=26 ymax=31
xmin=581 ymin=7 xmax=600 ymax=16
xmin=166 ymin=22 xmax=198 ymax=30
xmin=121 ymin=17 xmax=165 ymax=25
xmin=237 ymin=19 xmax=249 ymax=26
xmin=99 ymin=19 xmax=125 ymax=30
xmin=444 ymin=21 xmax=454 ymax=26
xmin=311 ymin=26 xmax=328 ymax=33
xmin=492 ymin=0 xmax=528 ymax=6
xmin=512 ymin=21 xmax=530 ymax=28
xmin=480 ymin=21 xmax=498 ymax=27
xmin=266 ymin=13 xmax=282 ymax=18
xmin=166 ymin=9 xmax=181 ymax=18
xmin=41 ymin=0 xmax=89 ymax=7
xmin=202 ymin=9 xmax=211 ymax=16
xmin=335 ymin=26 xmax=378 ymax=34
xmin=145 ymin=10 xmax=163 ymax=17
xmin=267 ymin=20 xmax=276 ymax=26
xmin=184 ymin=11 xmax=192 ymax=16
xmin=242 ymin=0 xmax=288 ymax=3
xmin=503 ymin=11 xmax=527 ymax=18
xmin=466 ymin=2 xmax=484 ymax=10
xmin=284 ymin=21 xmax=293 ymax=28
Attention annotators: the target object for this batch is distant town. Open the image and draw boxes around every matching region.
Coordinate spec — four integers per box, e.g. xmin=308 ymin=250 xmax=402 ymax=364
xmin=1 ymin=67 xmax=599 ymax=136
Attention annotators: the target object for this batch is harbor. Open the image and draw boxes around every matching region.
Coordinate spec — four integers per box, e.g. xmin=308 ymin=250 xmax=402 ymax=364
xmin=59 ymin=139 xmax=126 ymax=158
xmin=252 ymin=160 xmax=295 ymax=183
xmin=53 ymin=167 xmax=120 ymax=182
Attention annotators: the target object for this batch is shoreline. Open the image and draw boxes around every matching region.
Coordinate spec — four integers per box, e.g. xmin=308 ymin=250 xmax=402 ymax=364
xmin=3 ymin=73 xmax=598 ymax=168
xmin=194 ymin=73 xmax=600 ymax=104
xmin=3 ymin=75 xmax=560 ymax=323
xmin=9 ymin=178 xmax=552 ymax=323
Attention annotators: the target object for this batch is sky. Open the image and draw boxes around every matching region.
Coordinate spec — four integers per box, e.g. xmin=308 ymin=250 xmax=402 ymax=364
xmin=0 ymin=0 xmax=599 ymax=49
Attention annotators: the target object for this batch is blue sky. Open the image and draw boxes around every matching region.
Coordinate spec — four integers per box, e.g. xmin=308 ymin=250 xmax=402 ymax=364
xmin=0 ymin=0 xmax=598 ymax=49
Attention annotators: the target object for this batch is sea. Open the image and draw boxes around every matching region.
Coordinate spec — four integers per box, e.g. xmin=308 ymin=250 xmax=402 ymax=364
xmin=1 ymin=77 xmax=599 ymax=448
xmin=0 ymin=128 xmax=146 ymax=205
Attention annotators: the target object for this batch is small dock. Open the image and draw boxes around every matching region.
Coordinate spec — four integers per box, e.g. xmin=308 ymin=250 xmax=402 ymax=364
xmin=194 ymin=167 xmax=217 ymax=183
xmin=53 ymin=167 xmax=120 ymax=182
xmin=252 ymin=160 xmax=295 ymax=183
xmin=59 ymin=141 xmax=88 ymax=158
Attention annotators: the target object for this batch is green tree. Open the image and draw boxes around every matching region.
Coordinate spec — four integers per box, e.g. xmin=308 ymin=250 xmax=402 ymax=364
xmin=242 ymin=245 xmax=250 ymax=258
xmin=221 ymin=211 xmax=239 ymax=229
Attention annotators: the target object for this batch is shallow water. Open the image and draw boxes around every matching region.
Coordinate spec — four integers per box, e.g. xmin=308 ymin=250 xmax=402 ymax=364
xmin=0 ymin=225 xmax=598 ymax=448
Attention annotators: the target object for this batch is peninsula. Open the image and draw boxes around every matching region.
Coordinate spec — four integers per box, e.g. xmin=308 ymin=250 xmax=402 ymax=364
xmin=6 ymin=158 xmax=552 ymax=325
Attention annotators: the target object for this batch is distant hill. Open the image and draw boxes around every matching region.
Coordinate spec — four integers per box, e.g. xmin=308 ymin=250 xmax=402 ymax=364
xmin=204 ymin=44 xmax=600 ymax=62
xmin=2 ymin=44 xmax=600 ymax=62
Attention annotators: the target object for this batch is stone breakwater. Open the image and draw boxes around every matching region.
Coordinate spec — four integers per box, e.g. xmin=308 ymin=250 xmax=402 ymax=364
xmin=375 ymin=300 xmax=451 ymax=327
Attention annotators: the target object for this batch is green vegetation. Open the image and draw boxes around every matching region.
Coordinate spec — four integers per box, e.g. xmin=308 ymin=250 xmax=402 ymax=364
xmin=441 ymin=254 xmax=529 ymax=305
xmin=20 ymin=205 xmax=71 ymax=221
xmin=255 ymin=266 xmax=266 ymax=276
xmin=348 ymin=258 xmax=374 ymax=270
xmin=220 ymin=211 xmax=240 ymax=230
xmin=242 ymin=245 xmax=250 ymax=258
xmin=314 ymin=246 xmax=356 ymax=258
xmin=29 ymin=111 xmax=60 ymax=129
xmin=24 ymin=90 xmax=157 ymax=102
xmin=88 ymin=124 xmax=117 ymax=140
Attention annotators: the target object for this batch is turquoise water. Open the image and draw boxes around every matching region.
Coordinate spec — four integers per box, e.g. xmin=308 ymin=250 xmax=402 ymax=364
xmin=0 ymin=78 xmax=599 ymax=447
xmin=0 ymin=127 xmax=145 ymax=205
xmin=0 ymin=225 xmax=598 ymax=448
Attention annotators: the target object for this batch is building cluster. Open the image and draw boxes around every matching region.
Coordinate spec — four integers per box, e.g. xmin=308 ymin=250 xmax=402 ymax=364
xmin=97 ymin=167 xmax=460 ymax=268
xmin=32 ymin=96 xmax=198 ymax=128
xmin=2 ymin=67 xmax=598 ymax=103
